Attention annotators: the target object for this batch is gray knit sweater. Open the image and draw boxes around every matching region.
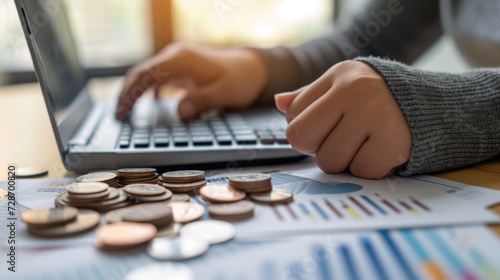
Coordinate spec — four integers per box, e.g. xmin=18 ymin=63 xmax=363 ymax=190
xmin=255 ymin=0 xmax=500 ymax=175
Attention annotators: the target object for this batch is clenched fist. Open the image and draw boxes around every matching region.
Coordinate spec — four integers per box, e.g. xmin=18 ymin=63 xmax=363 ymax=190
xmin=275 ymin=61 xmax=412 ymax=179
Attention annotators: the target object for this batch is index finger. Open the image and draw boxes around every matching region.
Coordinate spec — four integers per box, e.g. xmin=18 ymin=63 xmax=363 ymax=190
xmin=115 ymin=54 xmax=189 ymax=120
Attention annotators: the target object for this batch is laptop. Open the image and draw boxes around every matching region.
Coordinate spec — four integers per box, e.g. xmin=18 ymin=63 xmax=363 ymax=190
xmin=14 ymin=0 xmax=302 ymax=173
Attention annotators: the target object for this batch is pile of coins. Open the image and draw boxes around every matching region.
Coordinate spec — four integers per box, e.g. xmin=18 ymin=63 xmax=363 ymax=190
xmin=21 ymin=206 xmax=100 ymax=237
xmin=124 ymin=183 xmax=173 ymax=203
xmin=159 ymin=170 xmax=207 ymax=193
xmin=55 ymin=182 xmax=131 ymax=212
xmin=117 ymin=168 xmax=158 ymax=187
xmin=76 ymin=171 xmax=118 ymax=188
xmin=228 ymin=174 xmax=273 ymax=193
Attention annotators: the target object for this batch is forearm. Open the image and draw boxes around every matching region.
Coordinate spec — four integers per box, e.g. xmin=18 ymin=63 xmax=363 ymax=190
xmin=357 ymin=57 xmax=500 ymax=175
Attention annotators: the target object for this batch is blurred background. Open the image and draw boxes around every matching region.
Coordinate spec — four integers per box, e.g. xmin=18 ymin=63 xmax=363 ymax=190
xmin=0 ymin=0 xmax=466 ymax=86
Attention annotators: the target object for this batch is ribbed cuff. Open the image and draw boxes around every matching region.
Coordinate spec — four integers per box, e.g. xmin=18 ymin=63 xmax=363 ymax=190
xmin=356 ymin=57 xmax=500 ymax=175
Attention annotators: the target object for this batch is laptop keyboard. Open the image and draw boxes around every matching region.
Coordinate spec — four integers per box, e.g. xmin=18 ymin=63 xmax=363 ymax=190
xmin=117 ymin=113 xmax=289 ymax=149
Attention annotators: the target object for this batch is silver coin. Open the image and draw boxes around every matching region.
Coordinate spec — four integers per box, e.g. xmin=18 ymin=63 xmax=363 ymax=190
xmin=16 ymin=166 xmax=48 ymax=177
xmin=147 ymin=236 xmax=209 ymax=261
xmin=77 ymin=172 xmax=117 ymax=182
xmin=228 ymin=174 xmax=271 ymax=183
xmin=125 ymin=262 xmax=194 ymax=280
xmin=162 ymin=170 xmax=205 ymax=178
xmin=156 ymin=223 xmax=182 ymax=238
xmin=180 ymin=220 xmax=236 ymax=245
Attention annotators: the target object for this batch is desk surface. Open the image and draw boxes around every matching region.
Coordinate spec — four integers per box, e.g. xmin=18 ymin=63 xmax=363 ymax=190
xmin=1 ymin=79 xmax=500 ymax=236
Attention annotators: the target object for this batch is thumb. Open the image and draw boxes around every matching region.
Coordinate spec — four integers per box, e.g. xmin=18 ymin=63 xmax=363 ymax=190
xmin=274 ymin=90 xmax=302 ymax=113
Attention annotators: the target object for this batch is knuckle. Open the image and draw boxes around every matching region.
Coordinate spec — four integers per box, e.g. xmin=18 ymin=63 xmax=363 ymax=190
xmin=349 ymin=161 xmax=385 ymax=179
xmin=286 ymin=121 xmax=317 ymax=155
xmin=315 ymin=152 xmax=344 ymax=174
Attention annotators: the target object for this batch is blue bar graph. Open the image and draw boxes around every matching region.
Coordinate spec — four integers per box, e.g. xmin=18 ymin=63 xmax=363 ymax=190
xmin=314 ymin=244 xmax=333 ymax=280
xmin=361 ymin=237 xmax=389 ymax=280
xmin=311 ymin=200 xmax=329 ymax=220
xmin=379 ymin=230 xmax=419 ymax=280
xmin=339 ymin=245 xmax=359 ymax=280
xmin=361 ymin=195 xmax=387 ymax=215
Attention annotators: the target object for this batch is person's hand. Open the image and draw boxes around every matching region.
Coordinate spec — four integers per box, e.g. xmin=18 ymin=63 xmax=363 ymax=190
xmin=275 ymin=61 xmax=412 ymax=179
xmin=116 ymin=43 xmax=268 ymax=120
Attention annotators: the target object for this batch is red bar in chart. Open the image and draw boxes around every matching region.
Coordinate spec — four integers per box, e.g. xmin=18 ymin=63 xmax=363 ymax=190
xmin=411 ymin=197 xmax=431 ymax=211
xmin=324 ymin=198 xmax=343 ymax=218
xmin=349 ymin=196 xmax=373 ymax=216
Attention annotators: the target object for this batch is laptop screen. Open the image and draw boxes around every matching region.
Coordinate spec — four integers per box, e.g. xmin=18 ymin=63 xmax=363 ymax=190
xmin=21 ymin=0 xmax=86 ymax=113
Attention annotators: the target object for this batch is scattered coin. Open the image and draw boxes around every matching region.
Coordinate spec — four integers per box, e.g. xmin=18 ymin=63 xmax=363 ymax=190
xmin=117 ymin=168 xmax=158 ymax=187
xmin=95 ymin=222 xmax=157 ymax=250
xmin=161 ymin=170 xmax=205 ymax=183
xmin=161 ymin=180 xmax=207 ymax=193
xmin=21 ymin=207 xmax=78 ymax=227
xmin=124 ymin=184 xmax=166 ymax=196
xmin=28 ymin=209 xmax=100 ymax=237
xmin=207 ymin=200 xmax=255 ymax=221
xmin=147 ymin=236 xmax=209 ymax=261
xmin=156 ymin=222 xmax=182 ymax=238
xmin=180 ymin=220 xmax=236 ymax=245
xmin=124 ymin=262 xmax=195 ymax=280
xmin=251 ymin=189 xmax=294 ymax=204
xmin=105 ymin=206 xmax=135 ymax=224
xmin=66 ymin=182 xmax=108 ymax=195
xmin=16 ymin=166 xmax=49 ymax=177
xmin=199 ymin=184 xmax=246 ymax=203
xmin=168 ymin=202 xmax=205 ymax=223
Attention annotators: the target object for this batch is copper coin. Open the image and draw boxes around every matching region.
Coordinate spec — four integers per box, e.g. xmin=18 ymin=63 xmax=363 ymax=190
xmin=207 ymin=200 xmax=254 ymax=221
xmin=87 ymin=189 xmax=128 ymax=208
xmin=66 ymin=188 xmax=111 ymax=202
xmin=167 ymin=202 xmax=205 ymax=223
xmin=95 ymin=222 xmax=157 ymax=250
xmin=66 ymin=182 xmax=108 ymax=195
xmin=233 ymin=185 xmax=273 ymax=193
xmin=251 ymin=189 xmax=294 ymax=204
xmin=199 ymin=184 xmax=246 ymax=202
xmin=77 ymin=172 xmax=117 ymax=183
xmin=161 ymin=180 xmax=206 ymax=193
xmin=124 ymin=184 xmax=166 ymax=196
xmin=16 ymin=166 xmax=48 ymax=177
xmin=28 ymin=209 xmax=100 ymax=237
xmin=21 ymin=206 xmax=78 ymax=226
xmin=161 ymin=170 xmax=205 ymax=183
xmin=123 ymin=203 xmax=172 ymax=223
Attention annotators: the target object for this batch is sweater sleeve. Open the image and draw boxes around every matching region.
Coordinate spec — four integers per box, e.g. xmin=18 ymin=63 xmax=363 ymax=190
xmin=355 ymin=56 xmax=500 ymax=175
xmin=252 ymin=0 xmax=442 ymax=105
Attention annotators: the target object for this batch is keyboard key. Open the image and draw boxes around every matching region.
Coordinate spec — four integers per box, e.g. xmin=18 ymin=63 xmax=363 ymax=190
xmin=154 ymin=137 xmax=170 ymax=147
xmin=216 ymin=135 xmax=233 ymax=146
xmin=235 ymin=135 xmax=257 ymax=145
xmin=133 ymin=138 xmax=150 ymax=148
xmin=259 ymin=135 xmax=275 ymax=145
xmin=273 ymin=134 xmax=289 ymax=144
xmin=174 ymin=137 xmax=189 ymax=147
xmin=192 ymin=136 xmax=214 ymax=146
xmin=119 ymin=140 xmax=130 ymax=149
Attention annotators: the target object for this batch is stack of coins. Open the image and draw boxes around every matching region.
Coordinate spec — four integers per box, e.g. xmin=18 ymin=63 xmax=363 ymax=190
xmin=76 ymin=172 xmax=118 ymax=188
xmin=228 ymin=174 xmax=273 ymax=193
xmin=117 ymin=168 xmax=158 ymax=187
xmin=55 ymin=182 xmax=132 ymax=212
xmin=105 ymin=203 xmax=173 ymax=229
xmin=21 ymin=207 xmax=100 ymax=237
xmin=124 ymin=183 xmax=173 ymax=203
xmin=159 ymin=170 xmax=207 ymax=193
